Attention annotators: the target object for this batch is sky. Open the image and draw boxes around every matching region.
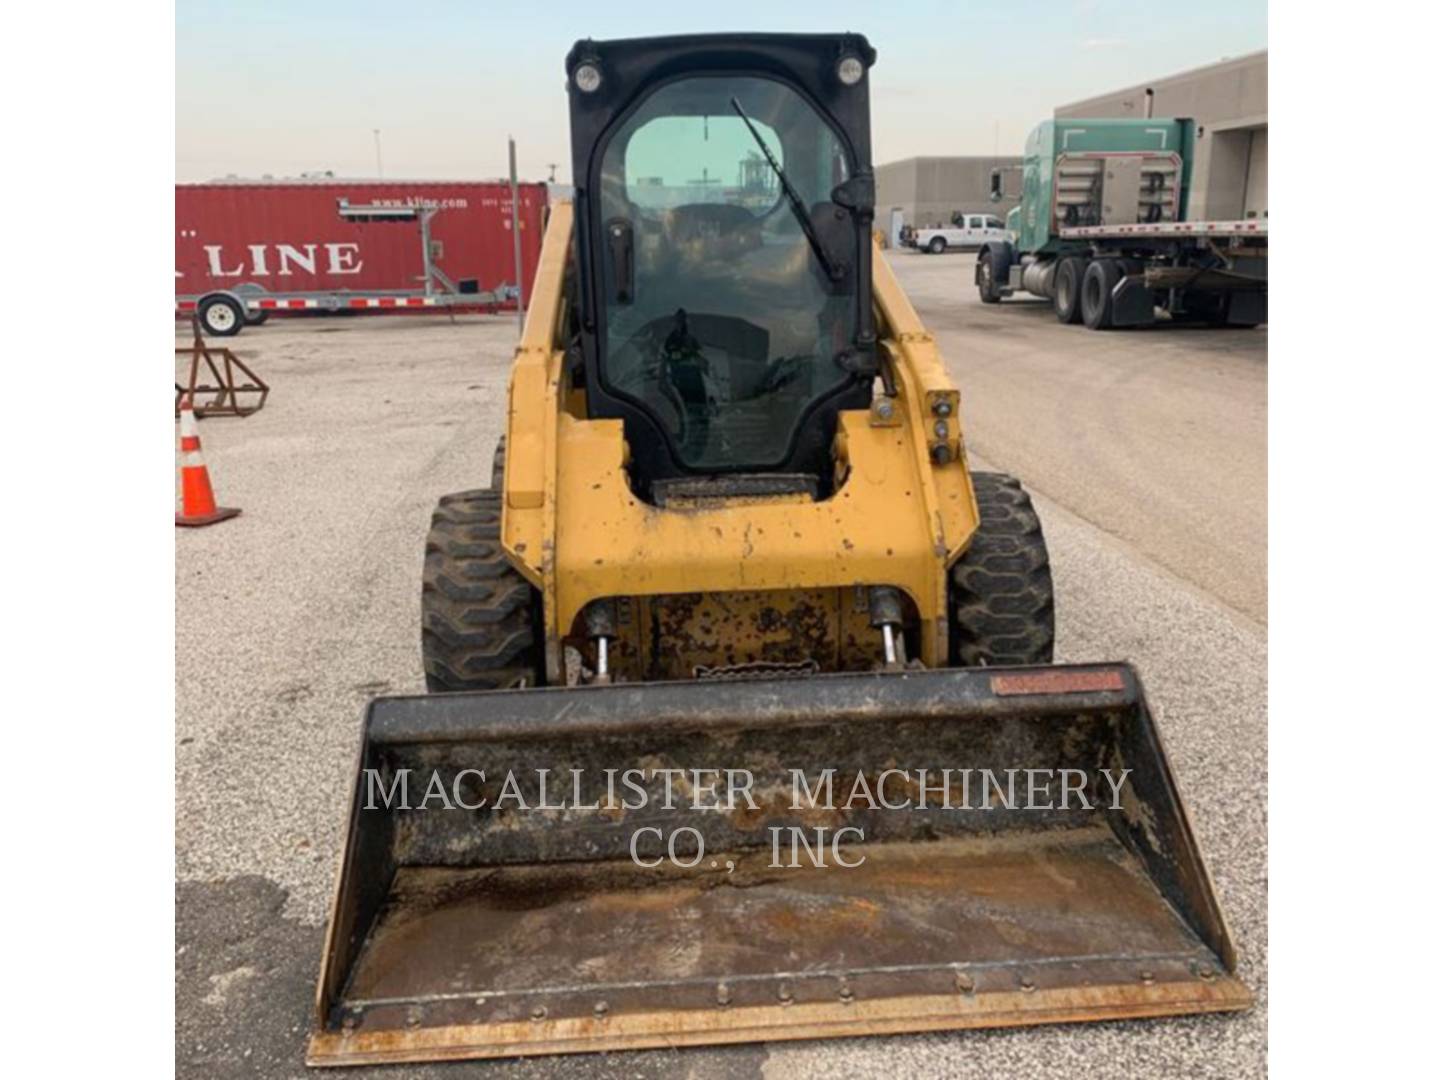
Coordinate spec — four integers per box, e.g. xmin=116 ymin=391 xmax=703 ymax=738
xmin=175 ymin=0 xmax=1267 ymax=184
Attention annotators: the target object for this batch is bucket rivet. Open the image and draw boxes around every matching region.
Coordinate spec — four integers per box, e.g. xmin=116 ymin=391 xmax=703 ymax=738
xmin=716 ymin=983 xmax=732 ymax=1007
xmin=1019 ymin=977 xmax=1035 ymax=993
xmin=531 ymin=1005 xmax=548 ymax=1022
xmin=1140 ymin=970 xmax=1155 ymax=985
xmin=1197 ymin=964 xmax=1215 ymax=981
xmin=778 ymin=982 xmax=794 ymax=1005
xmin=839 ymin=980 xmax=855 ymax=1004
xmin=405 ymin=1010 xmax=421 ymax=1029
xmin=342 ymin=1014 xmax=358 ymax=1032
xmin=955 ymin=972 xmax=975 ymax=995
xmin=594 ymin=1000 xmax=609 ymax=1019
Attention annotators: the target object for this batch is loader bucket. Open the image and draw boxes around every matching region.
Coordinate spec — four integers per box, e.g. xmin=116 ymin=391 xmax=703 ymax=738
xmin=308 ymin=663 xmax=1250 ymax=1066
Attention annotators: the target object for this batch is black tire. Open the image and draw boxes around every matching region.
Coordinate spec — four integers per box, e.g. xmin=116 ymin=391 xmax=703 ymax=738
xmin=1052 ymin=257 xmax=1085 ymax=324
xmin=949 ymin=473 xmax=1055 ymax=667
xmin=1080 ymin=259 xmax=1122 ymax=330
xmin=422 ymin=489 xmax=543 ymax=692
xmin=198 ymin=295 xmax=245 ymax=337
xmin=491 ymin=435 xmax=506 ymax=489
xmin=927 ymin=236 xmax=946 ymax=254
xmin=977 ymin=252 xmax=1002 ymax=304
xmin=244 ymin=309 xmax=269 ymax=327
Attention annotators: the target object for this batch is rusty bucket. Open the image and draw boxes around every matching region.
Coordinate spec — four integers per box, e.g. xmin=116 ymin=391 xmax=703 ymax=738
xmin=308 ymin=663 xmax=1250 ymax=1066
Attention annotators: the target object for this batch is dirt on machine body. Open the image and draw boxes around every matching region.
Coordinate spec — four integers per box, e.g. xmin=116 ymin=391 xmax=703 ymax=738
xmin=307 ymin=32 xmax=1251 ymax=1067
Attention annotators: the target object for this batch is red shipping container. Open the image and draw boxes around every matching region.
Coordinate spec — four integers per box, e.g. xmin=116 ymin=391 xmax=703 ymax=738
xmin=175 ymin=179 xmax=548 ymax=307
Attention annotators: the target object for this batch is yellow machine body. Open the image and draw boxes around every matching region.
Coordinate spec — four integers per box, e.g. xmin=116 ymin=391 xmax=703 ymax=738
xmin=503 ymin=201 xmax=976 ymax=682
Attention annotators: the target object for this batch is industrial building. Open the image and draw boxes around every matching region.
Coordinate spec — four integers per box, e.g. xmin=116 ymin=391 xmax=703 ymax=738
xmin=876 ymin=156 xmax=1022 ymax=242
xmin=1056 ymin=50 xmax=1267 ymax=221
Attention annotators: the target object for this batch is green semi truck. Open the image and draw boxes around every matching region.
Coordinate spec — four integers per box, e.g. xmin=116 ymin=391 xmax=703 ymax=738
xmin=975 ymin=117 xmax=1266 ymax=329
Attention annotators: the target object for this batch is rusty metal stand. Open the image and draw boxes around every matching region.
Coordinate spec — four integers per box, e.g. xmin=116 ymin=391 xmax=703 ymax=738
xmin=175 ymin=316 xmax=269 ymax=418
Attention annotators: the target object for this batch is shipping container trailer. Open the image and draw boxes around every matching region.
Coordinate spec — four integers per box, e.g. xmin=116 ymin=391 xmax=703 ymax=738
xmin=175 ymin=180 xmax=548 ymax=335
xmin=975 ymin=119 xmax=1267 ymax=329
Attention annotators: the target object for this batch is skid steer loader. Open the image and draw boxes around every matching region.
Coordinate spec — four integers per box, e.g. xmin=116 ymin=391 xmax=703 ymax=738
xmin=308 ymin=33 xmax=1250 ymax=1066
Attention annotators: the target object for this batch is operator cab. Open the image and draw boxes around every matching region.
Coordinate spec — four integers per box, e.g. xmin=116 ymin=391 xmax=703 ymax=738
xmin=565 ymin=34 xmax=878 ymax=498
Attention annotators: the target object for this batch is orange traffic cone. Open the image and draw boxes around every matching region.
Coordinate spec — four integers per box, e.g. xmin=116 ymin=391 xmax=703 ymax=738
xmin=176 ymin=396 xmax=241 ymax=527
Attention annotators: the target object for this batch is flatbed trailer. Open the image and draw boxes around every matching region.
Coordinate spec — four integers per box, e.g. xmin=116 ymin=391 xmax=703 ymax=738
xmin=175 ymin=283 xmax=513 ymax=335
xmin=1057 ymin=219 xmax=1267 ymax=240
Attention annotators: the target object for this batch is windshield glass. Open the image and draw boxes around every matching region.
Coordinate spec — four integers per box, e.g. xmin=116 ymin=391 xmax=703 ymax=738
xmin=597 ymin=75 xmax=856 ymax=470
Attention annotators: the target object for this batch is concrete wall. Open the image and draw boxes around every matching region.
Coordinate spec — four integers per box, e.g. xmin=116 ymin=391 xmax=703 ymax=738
xmin=1056 ymin=50 xmax=1267 ymax=220
xmin=876 ymin=156 xmax=1023 ymax=231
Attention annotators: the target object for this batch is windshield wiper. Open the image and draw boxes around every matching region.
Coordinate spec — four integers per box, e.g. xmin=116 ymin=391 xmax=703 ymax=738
xmin=730 ymin=97 xmax=841 ymax=281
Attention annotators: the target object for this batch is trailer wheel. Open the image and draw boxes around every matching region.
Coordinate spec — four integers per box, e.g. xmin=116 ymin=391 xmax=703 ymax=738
xmin=927 ymin=237 xmax=947 ymax=254
xmin=977 ymin=252 xmax=1002 ymax=303
xmin=244 ymin=309 xmax=269 ymax=327
xmin=1080 ymin=259 xmax=1122 ymax=330
xmin=198 ymin=295 xmax=245 ymax=337
xmin=422 ymin=489 xmax=543 ymax=692
xmin=949 ymin=472 xmax=1055 ymax=667
xmin=1053 ymin=257 xmax=1085 ymax=324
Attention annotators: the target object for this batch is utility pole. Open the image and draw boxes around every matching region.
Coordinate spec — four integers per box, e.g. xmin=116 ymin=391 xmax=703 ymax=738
xmin=373 ymin=129 xmax=384 ymax=178
xmin=509 ymin=137 xmax=524 ymax=335
xmin=547 ymin=163 xmax=558 ymax=183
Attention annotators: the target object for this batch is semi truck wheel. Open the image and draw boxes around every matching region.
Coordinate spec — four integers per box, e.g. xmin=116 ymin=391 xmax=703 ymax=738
xmin=977 ymin=252 xmax=1003 ymax=303
xmin=1080 ymin=259 xmax=1122 ymax=330
xmin=948 ymin=472 xmax=1055 ymax=666
xmin=421 ymin=489 xmax=543 ymax=692
xmin=927 ymin=237 xmax=946 ymax=254
xmin=1053 ymin=257 xmax=1085 ymax=324
xmin=198 ymin=295 xmax=245 ymax=337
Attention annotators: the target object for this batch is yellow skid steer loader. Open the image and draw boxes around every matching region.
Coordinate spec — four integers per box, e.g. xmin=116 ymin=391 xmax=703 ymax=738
xmin=307 ymin=33 xmax=1250 ymax=1067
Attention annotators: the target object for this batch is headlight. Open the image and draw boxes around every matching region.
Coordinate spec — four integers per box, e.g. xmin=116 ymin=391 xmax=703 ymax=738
xmin=573 ymin=63 xmax=602 ymax=93
xmin=837 ymin=56 xmax=865 ymax=86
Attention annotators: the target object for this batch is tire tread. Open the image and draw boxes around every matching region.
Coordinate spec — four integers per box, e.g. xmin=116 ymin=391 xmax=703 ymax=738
xmin=421 ymin=488 xmax=542 ymax=692
xmin=949 ymin=472 xmax=1056 ymax=666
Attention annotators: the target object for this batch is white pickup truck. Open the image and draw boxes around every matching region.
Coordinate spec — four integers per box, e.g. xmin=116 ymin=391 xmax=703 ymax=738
xmin=905 ymin=211 xmax=1008 ymax=254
